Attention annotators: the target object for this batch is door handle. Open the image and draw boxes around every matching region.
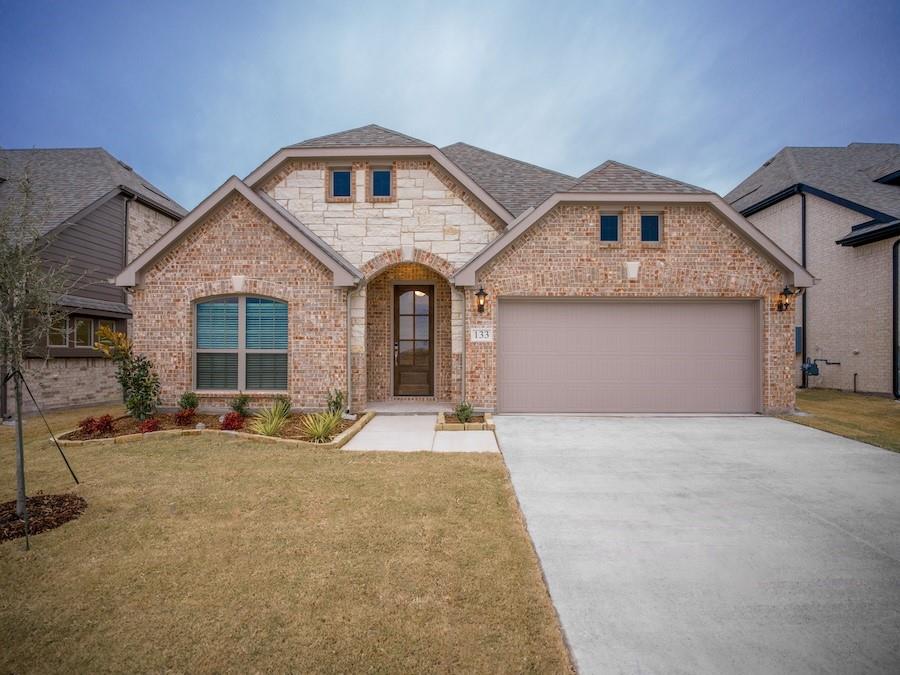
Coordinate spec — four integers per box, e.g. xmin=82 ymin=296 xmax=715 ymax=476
xmin=394 ymin=342 xmax=399 ymax=365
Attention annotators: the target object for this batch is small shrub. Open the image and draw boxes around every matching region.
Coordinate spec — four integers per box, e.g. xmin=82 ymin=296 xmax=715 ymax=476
xmin=326 ymin=389 xmax=346 ymax=415
xmin=123 ymin=355 xmax=161 ymax=421
xmin=274 ymin=395 xmax=292 ymax=418
xmin=139 ymin=418 xmax=160 ymax=433
xmin=221 ymin=411 xmax=244 ymax=431
xmin=229 ymin=394 xmax=251 ymax=417
xmin=178 ymin=391 xmax=199 ymax=411
xmin=300 ymin=411 xmax=343 ymax=443
xmin=174 ymin=408 xmax=196 ymax=426
xmin=249 ymin=402 xmax=290 ymax=437
xmin=454 ymin=401 xmax=474 ymax=423
xmin=77 ymin=414 xmax=115 ymax=436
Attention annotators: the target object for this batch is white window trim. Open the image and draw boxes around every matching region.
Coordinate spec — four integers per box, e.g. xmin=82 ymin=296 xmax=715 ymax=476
xmin=194 ymin=296 xmax=289 ymax=392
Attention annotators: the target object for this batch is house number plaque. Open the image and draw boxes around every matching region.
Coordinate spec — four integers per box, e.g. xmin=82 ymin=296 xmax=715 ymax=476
xmin=470 ymin=327 xmax=493 ymax=342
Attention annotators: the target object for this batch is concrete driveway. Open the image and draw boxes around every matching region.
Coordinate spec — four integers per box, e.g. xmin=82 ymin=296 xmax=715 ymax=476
xmin=496 ymin=416 xmax=900 ymax=674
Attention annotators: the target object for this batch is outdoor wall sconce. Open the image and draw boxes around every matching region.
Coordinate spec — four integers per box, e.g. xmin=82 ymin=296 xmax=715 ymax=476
xmin=776 ymin=286 xmax=800 ymax=312
xmin=475 ymin=286 xmax=488 ymax=313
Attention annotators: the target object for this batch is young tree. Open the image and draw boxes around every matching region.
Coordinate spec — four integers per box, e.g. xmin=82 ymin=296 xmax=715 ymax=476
xmin=0 ymin=161 xmax=74 ymax=518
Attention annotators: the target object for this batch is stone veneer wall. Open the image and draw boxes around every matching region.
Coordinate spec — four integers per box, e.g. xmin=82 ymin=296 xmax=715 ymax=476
xmin=263 ymin=159 xmax=502 ymax=270
xmin=365 ymin=262 xmax=453 ymax=402
xmin=127 ymin=200 xmax=177 ymax=263
xmin=465 ymin=203 xmax=795 ymax=413
xmin=5 ymin=358 xmax=120 ymax=414
xmin=130 ymin=193 xmax=347 ymax=410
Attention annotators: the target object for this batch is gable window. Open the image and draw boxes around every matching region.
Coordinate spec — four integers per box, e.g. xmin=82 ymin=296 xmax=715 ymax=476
xmin=73 ymin=317 xmax=93 ymax=348
xmin=641 ymin=214 xmax=662 ymax=243
xmin=372 ymin=168 xmax=392 ymax=197
xmin=330 ymin=168 xmax=352 ymax=198
xmin=599 ymin=214 xmax=620 ymax=242
xmin=47 ymin=317 xmax=68 ymax=347
xmin=195 ymin=296 xmax=288 ymax=391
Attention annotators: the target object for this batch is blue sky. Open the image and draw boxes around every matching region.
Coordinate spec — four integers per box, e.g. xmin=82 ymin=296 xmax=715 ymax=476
xmin=2 ymin=0 xmax=898 ymax=209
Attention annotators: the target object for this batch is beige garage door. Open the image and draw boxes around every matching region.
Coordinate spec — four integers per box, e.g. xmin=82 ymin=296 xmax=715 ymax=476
xmin=497 ymin=300 xmax=760 ymax=413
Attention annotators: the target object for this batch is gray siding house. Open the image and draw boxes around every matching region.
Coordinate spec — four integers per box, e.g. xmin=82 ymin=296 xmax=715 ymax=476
xmin=0 ymin=148 xmax=185 ymax=415
xmin=727 ymin=143 xmax=900 ymax=397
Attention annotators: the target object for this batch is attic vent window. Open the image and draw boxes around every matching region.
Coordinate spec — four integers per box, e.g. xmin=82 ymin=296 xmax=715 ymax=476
xmin=330 ymin=168 xmax=352 ymax=198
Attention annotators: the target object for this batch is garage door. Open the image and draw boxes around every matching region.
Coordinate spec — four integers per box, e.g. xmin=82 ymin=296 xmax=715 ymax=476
xmin=497 ymin=300 xmax=760 ymax=413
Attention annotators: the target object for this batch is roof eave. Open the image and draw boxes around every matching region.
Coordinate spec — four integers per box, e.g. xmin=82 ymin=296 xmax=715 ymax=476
xmin=115 ymin=176 xmax=361 ymax=288
xmin=452 ymin=192 xmax=814 ymax=288
xmin=242 ymin=146 xmax=515 ymax=226
xmin=836 ymin=220 xmax=900 ymax=247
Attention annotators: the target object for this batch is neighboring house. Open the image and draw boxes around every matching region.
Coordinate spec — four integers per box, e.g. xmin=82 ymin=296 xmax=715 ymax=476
xmin=0 ymin=148 xmax=185 ymax=416
xmin=116 ymin=124 xmax=812 ymax=415
xmin=727 ymin=143 xmax=900 ymax=397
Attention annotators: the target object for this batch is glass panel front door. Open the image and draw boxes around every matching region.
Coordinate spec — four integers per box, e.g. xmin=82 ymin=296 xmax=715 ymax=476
xmin=394 ymin=285 xmax=433 ymax=396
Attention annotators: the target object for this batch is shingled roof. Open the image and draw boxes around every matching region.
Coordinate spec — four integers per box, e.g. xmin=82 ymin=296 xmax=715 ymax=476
xmin=288 ymin=124 xmax=431 ymax=149
xmin=726 ymin=143 xmax=900 ymax=220
xmin=0 ymin=147 xmax=186 ymax=236
xmin=569 ymin=160 xmax=712 ymax=194
xmin=441 ymin=142 xmax=576 ymax=217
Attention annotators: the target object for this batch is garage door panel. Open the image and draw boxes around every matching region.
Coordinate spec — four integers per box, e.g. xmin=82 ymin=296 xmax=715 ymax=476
xmin=497 ymin=300 xmax=759 ymax=413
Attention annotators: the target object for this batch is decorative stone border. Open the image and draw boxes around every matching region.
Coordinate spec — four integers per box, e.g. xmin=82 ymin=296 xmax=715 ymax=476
xmin=55 ymin=411 xmax=376 ymax=450
xmin=435 ymin=412 xmax=495 ymax=431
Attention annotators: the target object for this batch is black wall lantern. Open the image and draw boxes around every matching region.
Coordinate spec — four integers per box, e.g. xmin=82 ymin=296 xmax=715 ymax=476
xmin=475 ymin=286 xmax=488 ymax=313
xmin=776 ymin=286 xmax=800 ymax=312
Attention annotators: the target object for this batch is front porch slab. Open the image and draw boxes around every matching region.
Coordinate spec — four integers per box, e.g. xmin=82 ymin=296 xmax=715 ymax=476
xmin=366 ymin=399 xmax=453 ymax=414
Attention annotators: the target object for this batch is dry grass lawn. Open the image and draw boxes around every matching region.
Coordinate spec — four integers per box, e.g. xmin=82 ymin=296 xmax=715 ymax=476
xmin=783 ymin=388 xmax=900 ymax=452
xmin=0 ymin=406 xmax=572 ymax=674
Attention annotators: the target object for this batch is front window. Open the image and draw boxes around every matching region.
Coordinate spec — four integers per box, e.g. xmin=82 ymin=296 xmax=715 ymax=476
xmin=330 ymin=168 xmax=352 ymax=198
xmin=47 ymin=317 xmax=68 ymax=347
xmin=195 ymin=296 xmax=288 ymax=390
xmin=641 ymin=214 xmax=661 ymax=242
xmin=73 ymin=317 xmax=93 ymax=348
xmin=372 ymin=168 xmax=392 ymax=197
xmin=600 ymin=214 xmax=619 ymax=242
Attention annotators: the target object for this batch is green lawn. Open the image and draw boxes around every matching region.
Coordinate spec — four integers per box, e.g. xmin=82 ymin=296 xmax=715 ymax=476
xmin=1 ymin=406 xmax=572 ymax=674
xmin=782 ymin=389 xmax=900 ymax=452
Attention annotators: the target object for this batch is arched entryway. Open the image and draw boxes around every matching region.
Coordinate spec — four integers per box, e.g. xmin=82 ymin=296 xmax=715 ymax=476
xmin=365 ymin=261 xmax=453 ymax=402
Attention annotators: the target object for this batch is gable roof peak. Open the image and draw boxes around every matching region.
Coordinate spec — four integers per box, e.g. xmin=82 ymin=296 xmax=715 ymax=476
xmin=287 ymin=124 xmax=432 ymax=149
xmin=569 ymin=159 xmax=712 ymax=195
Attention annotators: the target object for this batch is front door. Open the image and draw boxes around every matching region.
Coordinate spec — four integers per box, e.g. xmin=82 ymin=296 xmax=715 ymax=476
xmin=394 ymin=285 xmax=434 ymax=396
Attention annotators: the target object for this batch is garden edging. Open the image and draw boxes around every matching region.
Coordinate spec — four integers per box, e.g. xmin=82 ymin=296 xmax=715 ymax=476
xmin=435 ymin=412 xmax=495 ymax=431
xmin=56 ymin=411 xmax=376 ymax=450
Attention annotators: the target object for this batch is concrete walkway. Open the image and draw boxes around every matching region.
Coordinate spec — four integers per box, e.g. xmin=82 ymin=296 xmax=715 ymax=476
xmin=497 ymin=415 xmax=900 ymax=674
xmin=343 ymin=414 xmax=498 ymax=452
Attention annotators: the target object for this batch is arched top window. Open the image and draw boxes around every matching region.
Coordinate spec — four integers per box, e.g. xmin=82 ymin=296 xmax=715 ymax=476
xmin=195 ymin=296 xmax=288 ymax=391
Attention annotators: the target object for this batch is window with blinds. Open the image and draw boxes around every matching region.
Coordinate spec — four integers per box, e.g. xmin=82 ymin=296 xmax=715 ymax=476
xmin=195 ymin=296 xmax=288 ymax=390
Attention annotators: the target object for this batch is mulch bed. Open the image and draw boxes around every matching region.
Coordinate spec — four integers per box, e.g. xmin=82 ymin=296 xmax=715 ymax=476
xmin=445 ymin=414 xmax=486 ymax=424
xmin=1 ymin=493 xmax=87 ymax=542
xmin=61 ymin=412 xmax=356 ymax=444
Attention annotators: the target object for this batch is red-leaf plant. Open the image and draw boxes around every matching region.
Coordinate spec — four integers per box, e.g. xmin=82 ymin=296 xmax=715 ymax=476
xmin=220 ymin=411 xmax=244 ymax=431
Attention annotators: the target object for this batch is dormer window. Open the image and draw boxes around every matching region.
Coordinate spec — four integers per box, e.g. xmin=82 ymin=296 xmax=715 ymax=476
xmin=367 ymin=164 xmax=396 ymax=202
xmin=599 ymin=214 xmax=620 ymax=242
xmin=641 ymin=213 xmax=662 ymax=243
xmin=329 ymin=167 xmax=352 ymax=200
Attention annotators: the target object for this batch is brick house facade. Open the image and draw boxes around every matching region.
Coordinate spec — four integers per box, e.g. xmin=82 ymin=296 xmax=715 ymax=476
xmin=728 ymin=143 xmax=900 ymax=397
xmin=118 ymin=125 xmax=812 ymax=414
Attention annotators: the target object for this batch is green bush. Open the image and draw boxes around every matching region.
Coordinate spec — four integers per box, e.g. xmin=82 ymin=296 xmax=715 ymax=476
xmin=326 ymin=389 xmax=346 ymax=415
xmin=122 ymin=355 xmax=160 ymax=421
xmin=178 ymin=391 xmax=199 ymax=411
xmin=300 ymin=411 xmax=343 ymax=443
xmin=229 ymin=393 xmax=251 ymax=417
xmin=249 ymin=402 xmax=291 ymax=437
xmin=454 ymin=401 xmax=474 ymax=423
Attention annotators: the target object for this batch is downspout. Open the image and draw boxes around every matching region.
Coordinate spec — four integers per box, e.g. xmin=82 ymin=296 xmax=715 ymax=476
xmin=893 ymin=239 xmax=899 ymax=398
xmin=800 ymin=192 xmax=808 ymax=389
xmin=0 ymin=362 xmax=7 ymax=421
